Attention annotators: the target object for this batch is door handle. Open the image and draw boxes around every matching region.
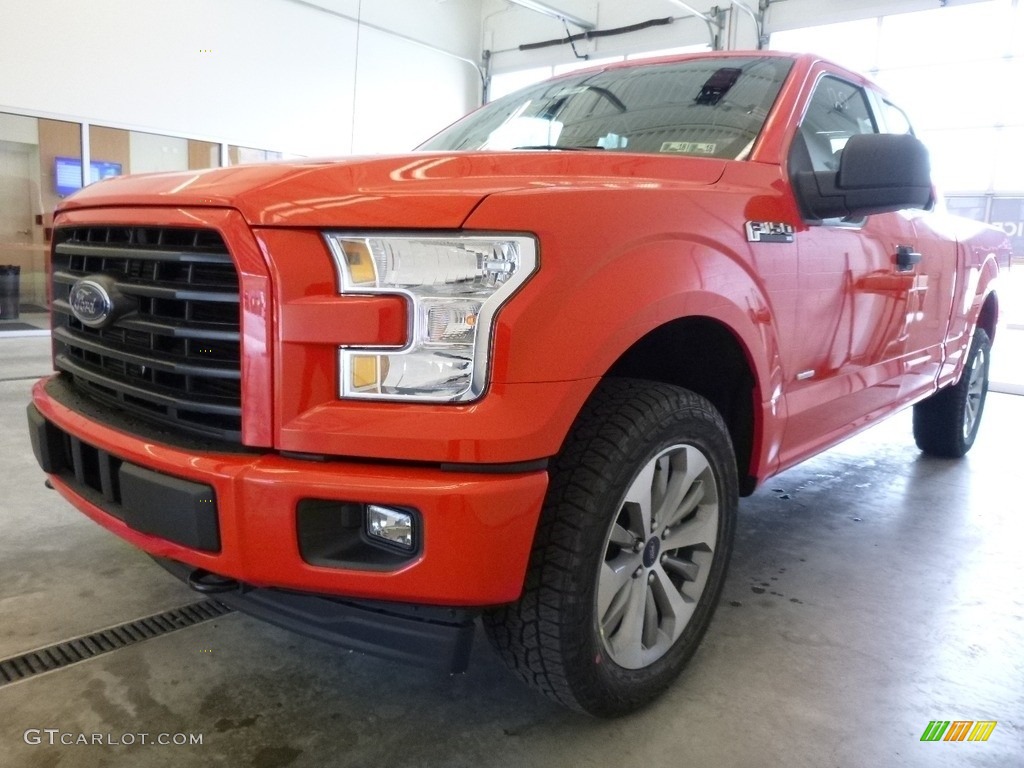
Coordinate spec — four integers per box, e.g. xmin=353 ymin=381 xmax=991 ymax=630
xmin=896 ymin=245 xmax=921 ymax=272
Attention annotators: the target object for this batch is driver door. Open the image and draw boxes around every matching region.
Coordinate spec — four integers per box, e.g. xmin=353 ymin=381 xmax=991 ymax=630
xmin=780 ymin=74 xmax=919 ymax=465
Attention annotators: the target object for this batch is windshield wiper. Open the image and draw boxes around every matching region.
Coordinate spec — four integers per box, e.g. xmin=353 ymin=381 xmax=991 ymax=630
xmin=512 ymin=145 xmax=605 ymax=151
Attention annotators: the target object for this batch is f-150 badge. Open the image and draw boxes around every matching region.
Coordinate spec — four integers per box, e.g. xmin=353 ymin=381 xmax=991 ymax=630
xmin=746 ymin=221 xmax=795 ymax=243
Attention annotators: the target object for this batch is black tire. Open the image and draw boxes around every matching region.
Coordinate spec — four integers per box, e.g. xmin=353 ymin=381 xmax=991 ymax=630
xmin=484 ymin=378 xmax=738 ymax=717
xmin=913 ymin=328 xmax=991 ymax=458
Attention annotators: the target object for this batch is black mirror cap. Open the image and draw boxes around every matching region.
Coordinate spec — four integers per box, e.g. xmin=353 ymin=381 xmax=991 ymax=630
xmin=795 ymin=133 xmax=934 ymax=222
xmin=838 ymin=133 xmax=931 ymax=188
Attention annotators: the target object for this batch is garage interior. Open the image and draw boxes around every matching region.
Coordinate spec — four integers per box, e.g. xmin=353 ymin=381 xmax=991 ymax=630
xmin=1 ymin=1 xmax=1022 ymax=766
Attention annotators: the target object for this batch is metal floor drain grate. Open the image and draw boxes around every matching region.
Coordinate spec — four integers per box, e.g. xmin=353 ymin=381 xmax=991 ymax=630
xmin=0 ymin=599 xmax=234 ymax=687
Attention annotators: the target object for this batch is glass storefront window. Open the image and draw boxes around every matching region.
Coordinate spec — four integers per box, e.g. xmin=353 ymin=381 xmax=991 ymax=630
xmin=227 ymin=145 xmax=283 ymax=165
xmin=129 ymin=131 xmax=189 ymax=174
xmin=919 ymin=126 xmax=998 ymax=193
xmin=87 ymin=125 xmax=130 ymax=185
xmin=0 ymin=113 xmax=269 ymax=335
xmin=947 ymin=195 xmax=1024 ymax=265
xmin=0 ymin=113 xmax=81 ymax=329
xmin=489 ymin=67 xmax=554 ymax=102
xmin=552 ymin=55 xmax=623 ymax=76
xmin=874 ymin=60 xmax=1005 ymax=131
xmin=992 ymin=127 xmax=1024 ymax=194
xmin=990 ymin=197 xmax=1024 ymax=258
xmin=946 ymin=196 xmax=989 ymax=223
xmin=772 ymin=1 xmax=1024 ymax=198
xmin=770 ymin=17 xmax=880 ymax=75
xmin=87 ymin=129 xmax=224 ymax=186
xmin=189 ymin=139 xmax=220 ymax=169
xmin=626 ymin=44 xmax=711 ymax=60
xmin=877 ymin=0 xmax=1012 ymax=69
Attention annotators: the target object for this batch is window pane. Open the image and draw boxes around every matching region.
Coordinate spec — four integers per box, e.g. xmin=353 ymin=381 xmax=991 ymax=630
xmin=770 ymin=18 xmax=880 ymax=74
xmin=878 ymin=1 xmax=1011 ymax=69
xmin=129 ymin=131 xmax=188 ymax=174
xmin=489 ymin=67 xmax=553 ymax=101
xmin=552 ymin=56 xmax=623 ymax=76
xmin=89 ymin=126 xmax=130 ymax=181
xmin=989 ymin=197 xmax=1024 ymax=257
xmin=626 ymin=45 xmax=710 ymax=61
xmin=1001 ymin=57 xmax=1024 ymax=126
xmin=992 ymin=127 xmax=1024 ymax=193
xmin=799 ymin=76 xmax=876 ymax=171
xmin=1012 ymin=0 xmax=1024 ymax=56
xmin=773 ymin=0 xmax=1021 ymax=197
xmin=945 ymin=196 xmax=988 ymax=223
xmin=189 ymin=139 xmax=220 ymax=170
xmin=1 ymin=113 xmax=81 ymax=328
xmin=228 ymin=146 xmax=283 ymax=165
xmin=919 ymin=127 xmax=997 ymax=192
xmin=879 ymin=100 xmax=913 ymax=134
xmin=874 ymin=61 xmax=1004 ymax=130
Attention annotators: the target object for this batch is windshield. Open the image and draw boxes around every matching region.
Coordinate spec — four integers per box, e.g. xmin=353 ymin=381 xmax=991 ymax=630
xmin=420 ymin=56 xmax=794 ymax=160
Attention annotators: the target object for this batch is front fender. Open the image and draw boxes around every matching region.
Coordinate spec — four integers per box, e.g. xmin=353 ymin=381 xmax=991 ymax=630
xmin=464 ymin=184 xmax=789 ymax=471
xmin=487 ymin=228 xmax=783 ymax=405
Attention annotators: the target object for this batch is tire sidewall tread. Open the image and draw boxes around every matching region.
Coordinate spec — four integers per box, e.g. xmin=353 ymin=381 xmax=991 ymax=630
xmin=484 ymin=378 xmax=738 ymax=717
xmin=913 ymin=328 xmax=991 ymax=458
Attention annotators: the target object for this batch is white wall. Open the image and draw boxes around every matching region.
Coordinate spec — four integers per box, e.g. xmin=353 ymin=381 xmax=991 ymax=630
xmin=0 ymin=0 xmax=482 ymax=156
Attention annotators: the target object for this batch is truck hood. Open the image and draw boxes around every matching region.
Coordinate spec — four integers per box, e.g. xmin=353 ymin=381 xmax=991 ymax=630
xmin=56 ymin=152 xmax=727 ymax=228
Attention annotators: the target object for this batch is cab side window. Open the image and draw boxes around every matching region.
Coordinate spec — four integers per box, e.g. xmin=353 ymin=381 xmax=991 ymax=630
xmin=878 ymin=99 xmax=915 ymax=135
xmin=791 ymin=75 xmax=877 ymax=174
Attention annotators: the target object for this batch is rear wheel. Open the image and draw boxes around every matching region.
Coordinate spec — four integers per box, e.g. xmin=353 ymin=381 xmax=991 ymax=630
xmin=484 ymin=378 xmax=738 ymax=716
xmin=913 ymin=328 xmax=991 ymax=458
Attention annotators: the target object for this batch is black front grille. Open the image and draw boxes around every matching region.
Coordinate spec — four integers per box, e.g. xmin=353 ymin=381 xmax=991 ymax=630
xmin=51 ymin=226 xmax=242 ymax=441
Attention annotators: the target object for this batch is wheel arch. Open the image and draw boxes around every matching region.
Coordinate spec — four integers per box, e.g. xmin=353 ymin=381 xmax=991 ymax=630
xmin=977 ymin=288 xmax=998 ymax=345
xmin=495 ymin=232 xmax=783 ymax=480
xmin=605 ymin=315 xmax=764 ymax=496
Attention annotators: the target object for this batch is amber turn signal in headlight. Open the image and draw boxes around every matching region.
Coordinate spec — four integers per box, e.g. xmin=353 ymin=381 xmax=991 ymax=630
xmin=323 ymin=233 xmax=537 ymax=402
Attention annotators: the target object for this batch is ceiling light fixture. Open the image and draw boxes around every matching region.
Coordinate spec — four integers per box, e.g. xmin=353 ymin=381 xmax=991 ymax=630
xmin=506 ymin=0 xmax=596 ymax=31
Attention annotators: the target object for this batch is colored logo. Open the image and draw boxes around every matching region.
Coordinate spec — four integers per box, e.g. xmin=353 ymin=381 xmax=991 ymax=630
xmin=69 ymin=279 xmax=114 ymax=328
xmin=920 ymin=720 xmax=997 ymax=742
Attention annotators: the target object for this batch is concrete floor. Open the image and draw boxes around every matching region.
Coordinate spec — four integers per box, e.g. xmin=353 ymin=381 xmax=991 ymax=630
xmin=1 ymin=335 xmax=1022 ymax=768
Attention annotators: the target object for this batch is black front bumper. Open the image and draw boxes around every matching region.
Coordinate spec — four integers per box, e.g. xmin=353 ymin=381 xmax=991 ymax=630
xmin=153 ymin=557 xmax=479 ymax=673
xmin=28 ymin=390 xmax=480 ymax=674
xmin=27 ymin=402 xmax=221 ymax=552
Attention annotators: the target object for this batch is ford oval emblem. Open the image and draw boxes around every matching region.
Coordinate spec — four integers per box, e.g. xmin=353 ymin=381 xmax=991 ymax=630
xmin=69 ymin=279 xmax=115 ymax=328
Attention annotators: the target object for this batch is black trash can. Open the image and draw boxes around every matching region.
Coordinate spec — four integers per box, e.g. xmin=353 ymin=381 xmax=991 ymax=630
xmin=0 ymin=265 xmax=21 ymax=320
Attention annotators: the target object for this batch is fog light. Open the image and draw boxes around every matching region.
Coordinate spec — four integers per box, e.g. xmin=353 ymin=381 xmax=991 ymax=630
xmin=366 ymin=505 xmax=415 ymax=551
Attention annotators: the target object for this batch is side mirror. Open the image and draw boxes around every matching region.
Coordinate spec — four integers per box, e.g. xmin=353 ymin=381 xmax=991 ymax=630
xmin=794 ymin=133 xmax=933 ymax=221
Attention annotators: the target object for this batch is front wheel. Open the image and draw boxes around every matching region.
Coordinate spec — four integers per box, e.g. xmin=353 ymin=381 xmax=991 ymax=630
xmin=484 ymin=379 xmax=738 ymax=716
xmin=913 ymin=328 xmax=991 ymax=458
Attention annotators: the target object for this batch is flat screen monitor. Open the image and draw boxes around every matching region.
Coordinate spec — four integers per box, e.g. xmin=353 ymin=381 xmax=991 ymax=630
xmin=54 ymin=157 xmax=123 ymax=197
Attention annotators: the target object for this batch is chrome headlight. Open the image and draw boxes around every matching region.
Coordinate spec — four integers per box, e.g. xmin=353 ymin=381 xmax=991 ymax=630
xmin=324 ymin=233 xmax=537 ymax=402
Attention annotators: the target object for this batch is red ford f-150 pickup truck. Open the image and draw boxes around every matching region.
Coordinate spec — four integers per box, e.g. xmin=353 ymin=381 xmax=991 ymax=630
xmin=27 ymin=51 xmax=1007 ymax=716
